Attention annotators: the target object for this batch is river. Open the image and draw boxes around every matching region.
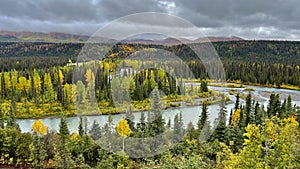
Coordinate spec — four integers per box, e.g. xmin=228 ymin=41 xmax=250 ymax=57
xmin=17 ymin=83 xmax=300 ymax=133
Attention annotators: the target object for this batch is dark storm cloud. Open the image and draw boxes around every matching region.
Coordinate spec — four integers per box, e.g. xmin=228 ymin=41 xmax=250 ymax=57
xmin=0 ymin=0 xmax=300 ymax=39
xmin=171 ymin=0 xmax=300 ymax=39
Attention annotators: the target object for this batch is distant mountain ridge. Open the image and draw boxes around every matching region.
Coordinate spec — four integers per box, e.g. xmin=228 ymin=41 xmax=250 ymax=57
xmin=0 ymin=30 xmax=90 ymax=42
xmin=0 ymin=30 xmax=244 ymax=44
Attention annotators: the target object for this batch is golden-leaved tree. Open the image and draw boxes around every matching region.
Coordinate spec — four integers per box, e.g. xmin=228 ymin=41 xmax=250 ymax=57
xmin=116 ymin=118 xmax=132 ymax=152
xmin=221 ymin=116 xmax=300 ymax=169
xmin=32 ymin=120 xmax=47 ymax=136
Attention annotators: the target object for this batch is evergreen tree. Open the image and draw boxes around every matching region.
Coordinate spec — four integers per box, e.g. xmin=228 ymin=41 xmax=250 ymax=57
xmin=89 ymin=120 xmax=101 ymax=140
xmin=6 ymin=102 xmax=19 ymax=129
xmin=30 ymin=136 xmax=47 ymax=169
xmin=30 ymin=120 xmax=47 ymax=168
xmin=0 ymin=73 xmax=6 ymax=99
xmin=148 ymin=88 xmax=165 ymax=136
xmin=186 ymin=122 xmax=197 ymax=141
xmin=200 ymin=81 xmax=208 ymax=92
xmin=287 ymin=95 xmax=292 ymax=112
xmin=56 ymin=116 xmax=74 ymax=168
xmin=173 ymin=111 xmax=184 ymax=142
xmin=245 ymin=93 xmax=252 ymax=125
xmin=0 ymin=106 xmax=4 ymax=128
xmin=254 ymin=102 xmax=262 ymax=124
xmin=212 ymin=94 xmax=228 ymax=143
xmin=280 ymin=98 xmax=287 ymax=118
xmin=43 ymin=73 xmax=55 ymax=109
xmin=76 ymin=80 xmax=85 ymax=104
xmin=267 ymin=93 xmax=281 ymax=117
xmin=218 ymin=94 xmax=227 ymax=123
xmin=59 ymin=117 xmax=69 ymax=136
xmin=125 ymin=106 xmax=135 ymax=134
xmin=136 ymin=111 xmax=146 ymax=137
xmin=229 ymin=109 xmax=233 ymax=126
xmin=197 ymin=102 xmax=208 ymax=132
xmin=238 ymin=108 xmax=245 ymax=128
xmin=234 ymin=93 xmax=240 ymax=111
xmin=78 ymin=116 xmax=84 ymax=137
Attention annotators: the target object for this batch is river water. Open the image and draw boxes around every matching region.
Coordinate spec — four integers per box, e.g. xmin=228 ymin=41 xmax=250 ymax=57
xmin=17 ymin=83 xmax=300 ymax=133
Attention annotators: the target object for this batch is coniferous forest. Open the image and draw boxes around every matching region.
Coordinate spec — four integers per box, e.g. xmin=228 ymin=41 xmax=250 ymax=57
xmin=0 ymin=41 xmax=299 ymax=168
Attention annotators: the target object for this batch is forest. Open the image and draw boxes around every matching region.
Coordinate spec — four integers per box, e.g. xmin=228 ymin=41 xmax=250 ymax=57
xmin=0 ymin=40 xmax=299 ymax=168
xmin=0 ymin=89 xmax=299 ymax=168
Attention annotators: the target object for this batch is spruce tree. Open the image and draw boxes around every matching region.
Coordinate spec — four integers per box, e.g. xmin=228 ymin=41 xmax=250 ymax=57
xmin=78 ymin=116 xmax=84 ymax=137
xmin=197 ymin=102 xmax=208 ymax=131
xmin=30 ymin=136 xmax=47 ymax=169
xmin=56 ymin=116 xmax=74 ymax=168
xmin=0 ymin=106 xmax=4 ymax=128
xmin=267 ymin=93 xmax=282 ymax=117
xmin=7 ymin=102 xmax=19 ymax=129
xmin=200 ymin=81 xmax=208 ymax=92
xmin=212 ymin=94 xmax=228 ymax=143
xmin=235 ymin=93 xmax=240 ymax=111
xmin=125 ymin=106 xmax=135 ymax=134
xmin=173 ymin=111 xmax=184 ymax=142
xmin=89 ymin=120 xmax=101 ymax=140
xmin=245 ymin=93 xmax=252 ymax=126
xmin=229 ymin=109 xmax=233 ymax=126
xmin=136 ymin=111 xmax=146 ymax=137
xmin=186 ymin=122 xmax=196 ymax=140
xmin=287 ymin=95 xmax=292 ymax=112
xmin=280 ymin=99 xmax=287 ymax=118
xmin=218 ymin=94 xmax=227 ymax=123
xmin=149 ymin=88 xmax=165 ymax=136
xmin=59 ymin=117 xmax=69 ymax=136
xmin=254 ymin=102 xmax=262 ymax=124
xmin=0 ymin=73 xmax=6 ymax=99
xmin=238 ymin=108 xmax=245 ymax=128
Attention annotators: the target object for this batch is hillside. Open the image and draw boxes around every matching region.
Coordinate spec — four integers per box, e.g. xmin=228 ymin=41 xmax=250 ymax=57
xmin=1 ymin=40 xmax=300 ymax=64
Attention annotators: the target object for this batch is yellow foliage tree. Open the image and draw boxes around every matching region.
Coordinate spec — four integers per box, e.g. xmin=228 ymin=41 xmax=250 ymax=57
xmin=85 ymin=69 xmax=95 ymax=84
xmin=18 ymin=76 xmax=28 ymax=93
xmin=58 ymin=70 xmax=64 ymax=85
xmin=231 ymin=109 xmax=241 ymax=127
xmin=32 ymin=120 xmax=47 ymax=136
xmin=116 ymin=118 xmax=132 ymax=138
xmin=33 ymin=69 xmax=42 ymax=95
xmin=116 ymin=118 xmax=132 ymax=152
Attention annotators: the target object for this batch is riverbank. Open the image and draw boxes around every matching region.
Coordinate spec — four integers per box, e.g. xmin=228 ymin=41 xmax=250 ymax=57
xmin=15 ymin=83 xmax=300 ymax=133
xmin=227 ymin=80 xmax=300 ymax=91
xmin=185 ymin=78 xmax=300 ymax=91
xmin=12 ymin=81 xmax=300 ymax=119
xmin=12 ymin=90 xmax=223 ymax=119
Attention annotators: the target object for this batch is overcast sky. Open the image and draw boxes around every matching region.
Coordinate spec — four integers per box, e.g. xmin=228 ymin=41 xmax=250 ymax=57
xmin=0 ymin=0 xmax=300 ymax=40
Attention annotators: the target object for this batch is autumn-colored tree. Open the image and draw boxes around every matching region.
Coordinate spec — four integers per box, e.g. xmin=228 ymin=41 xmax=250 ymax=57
xmin=32 ymin=120 xmax=47 ymax=136
xmin=18 ymin=76 xmax=28 ymax=96
xmin=57 ymin=69 xmax=64 ymax=104
xmin=43 ymin=73 xmax=55 ymax=109
xmin=33 ymin=69 xmax=41 ymax=95
xmin=230 ymin=109 xmax=241 ymax=127
xmin=116 ymin=118 xmax=132 ymax=152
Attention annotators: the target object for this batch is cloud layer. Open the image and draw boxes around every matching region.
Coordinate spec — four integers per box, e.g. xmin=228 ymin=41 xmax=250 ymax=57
xmin=0 ymin=0 xmax=300 ymax=40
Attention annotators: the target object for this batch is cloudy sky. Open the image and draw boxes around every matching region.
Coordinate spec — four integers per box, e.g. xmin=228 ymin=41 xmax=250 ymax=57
xmin=0 ymin=0 xmax=300 ymax=40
